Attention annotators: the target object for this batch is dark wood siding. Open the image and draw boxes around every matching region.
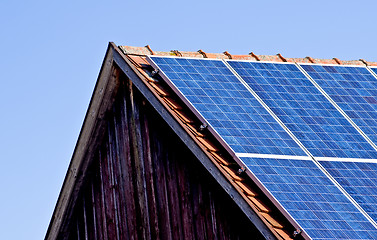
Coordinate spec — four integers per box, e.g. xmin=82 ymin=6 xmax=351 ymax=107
xmin=64 ymin=76 xmax=265 ymax=239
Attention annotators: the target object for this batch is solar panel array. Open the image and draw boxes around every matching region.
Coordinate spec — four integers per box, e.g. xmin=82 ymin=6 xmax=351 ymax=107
xmin=148 ymin=56 xmax=377 ymax=240
xmin=228 ymin=61 xmax=377 ymax=159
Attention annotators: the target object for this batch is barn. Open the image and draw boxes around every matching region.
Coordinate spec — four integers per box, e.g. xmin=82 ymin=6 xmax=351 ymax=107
xmin=46 ymin=43 xmax=377 ymax=240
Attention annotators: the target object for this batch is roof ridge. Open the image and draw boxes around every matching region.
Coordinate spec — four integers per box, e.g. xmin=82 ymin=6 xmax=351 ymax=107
xmin=119 ymin=45 xmax=377 ymax=66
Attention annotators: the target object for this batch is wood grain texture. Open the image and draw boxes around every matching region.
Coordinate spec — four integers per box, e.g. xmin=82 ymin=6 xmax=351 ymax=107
xmin=63 ymin=73 xmax=266 ymax=240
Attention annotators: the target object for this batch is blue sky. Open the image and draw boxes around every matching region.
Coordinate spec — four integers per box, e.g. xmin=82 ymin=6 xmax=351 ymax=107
xmin=1 ymin=1 xmax=376 ymax=239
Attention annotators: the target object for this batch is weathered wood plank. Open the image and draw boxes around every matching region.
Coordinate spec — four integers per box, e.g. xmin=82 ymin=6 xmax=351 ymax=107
xmin=101 ymin=142 xmax=117 ymax=239
xmin=193 ymin=180 xmax=207 ymax=240
xmin=176 ymin=152 xmax=195 ymax=240
xmin=141 ymin=108 xmax=160 ymax=240
xmin=92 ymin=157 xmax=105 ymax=240
xmin=76 ymin=219 xmax=81 ymax=240
xmin=111 ymin=102 xmax=130 ymax=240
xmin=107 ymin=125 xmax=121 ymax=240
xmin=120 ymin=82 xmax=138 ymax=240
xmin=74 ymin=200 xmax=85 ymax=240
xmin=82 ymin=197 xmax=88 ymax=240
xmin=150 ymin=126 xmax=173 ymax=240
xmin=165 ymin=143 xmax=184 ymax=240
xmin=98 ymin=151 xmax=109 ymax=239
xmin=128 ymin=82 xmax=151 ymax=239
xmin=209 ymin=191 xmax=219 ymax=239
xmin=90 ymin=182 xmax=98 ymax=240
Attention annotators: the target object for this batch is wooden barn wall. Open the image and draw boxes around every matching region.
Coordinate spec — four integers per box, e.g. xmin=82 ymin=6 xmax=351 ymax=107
xmin=64 ymin=76 xmax=264 ymax=240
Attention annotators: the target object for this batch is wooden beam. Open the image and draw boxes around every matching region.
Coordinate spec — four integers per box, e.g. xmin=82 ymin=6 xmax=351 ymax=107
xmin=127 ymin=79 xmax=152 ymax=239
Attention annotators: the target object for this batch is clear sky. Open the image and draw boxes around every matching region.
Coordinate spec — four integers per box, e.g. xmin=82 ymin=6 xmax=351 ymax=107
xmin=1 ymin=0 xmax=376 ymax=239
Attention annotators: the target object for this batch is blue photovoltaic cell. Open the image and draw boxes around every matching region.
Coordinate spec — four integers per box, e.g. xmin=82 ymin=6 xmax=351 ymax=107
xmin=228 ymin=61 xmax=377 ymax=159
xmin=320 ymin=160 xmax=377 ymax=222
xmin=150 ymin=56 xmax=306 ymax=156
xmin=301 ymin=64 xmax=377 ymax=146
xmin=241 ymin=157 xmax=377 ymax=240
xmin=371 ymin=67 xmax=377 ymax=76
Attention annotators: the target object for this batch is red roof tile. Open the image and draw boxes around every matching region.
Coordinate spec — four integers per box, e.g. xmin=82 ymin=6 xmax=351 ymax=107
xmin=198 ymin=49 xmax=229 ymax=59
xmin=255 ymin=54 xmax=285 ymax=62
xmin=285 ymin=57 xmax=314 ymax=64
xmin=177 ymin=50 xmax=203 ymax=58
xmin=361 ymin=59 xmax=377 ymax=66
xmin=119 ymin=45 xmax=152 ymax=55
xmin=120 ymin=44 xmax=375 ymax=66
xmin=150 ymin=51 xmax=174 ymax=56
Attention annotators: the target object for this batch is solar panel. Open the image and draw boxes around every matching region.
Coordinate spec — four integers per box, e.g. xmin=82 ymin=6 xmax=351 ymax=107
xmin=149 ymin=56 xmax=306 ymax=156
xmin=320 ymin=160 xmax=377 ymax=222
xmin=227 ymin=60 xmax=377 ymax=159
xmin=370 ymin=67 xmax=377 ymax=76
xmin=242 ymin=157 xmax=377 ymax=239
xmin=300 ymin=64 xmax=377 ymax=146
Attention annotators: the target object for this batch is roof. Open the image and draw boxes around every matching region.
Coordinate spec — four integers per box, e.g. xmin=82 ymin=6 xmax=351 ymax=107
xmin=118 ymin=45 xmax=377 ymax=239
xmin=47 ymin=43 xmax=377 ymax=240
xmin=119 ymin=45 xmax=377 ymax=66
